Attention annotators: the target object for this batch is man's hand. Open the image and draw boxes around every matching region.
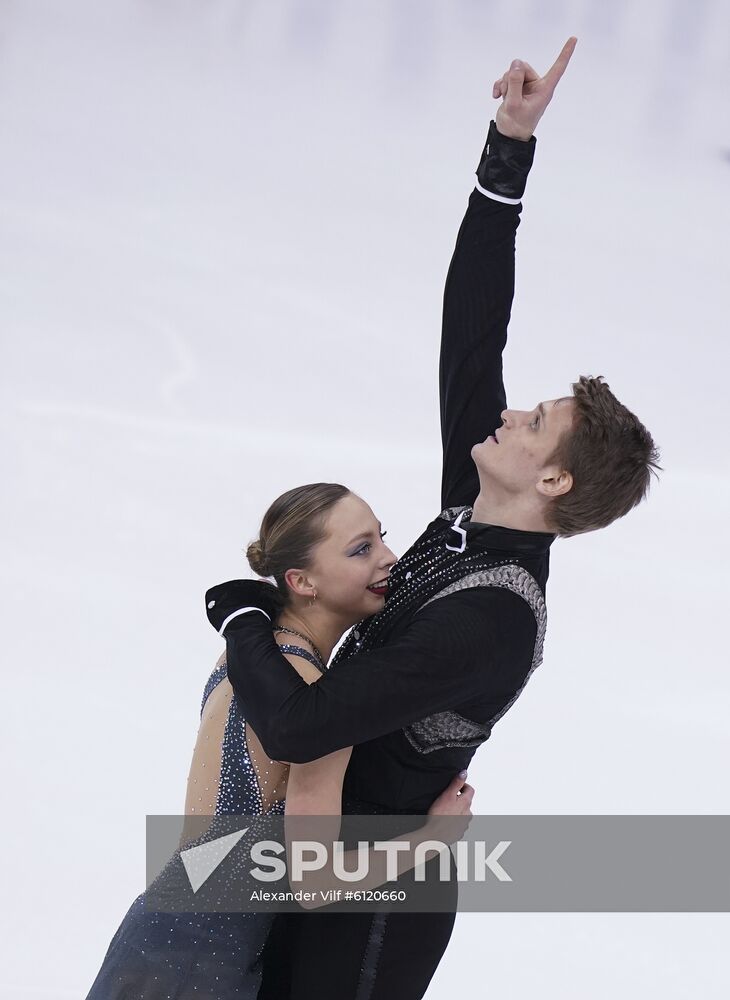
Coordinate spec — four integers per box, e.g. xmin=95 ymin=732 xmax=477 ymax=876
xmin=492 ymin=36 xmax=577 ymax=141
xmin=205 ymin=578 xmax=284 ymax=633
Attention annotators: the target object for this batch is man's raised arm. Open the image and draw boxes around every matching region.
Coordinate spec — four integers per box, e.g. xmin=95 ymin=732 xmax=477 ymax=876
xmin=440 ymin=38 xmax=577 ymax=510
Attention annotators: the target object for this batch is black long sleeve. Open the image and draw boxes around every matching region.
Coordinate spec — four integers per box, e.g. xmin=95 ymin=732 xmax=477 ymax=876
xmin=224 ymin=588 xmax=536 ymax=763
xmin=439 ymin=121 xmax=535 ymax=510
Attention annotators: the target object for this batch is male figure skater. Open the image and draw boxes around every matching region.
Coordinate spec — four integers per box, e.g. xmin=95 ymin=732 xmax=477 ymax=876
xmin=207 ymin=37 xmax=659 ymax=999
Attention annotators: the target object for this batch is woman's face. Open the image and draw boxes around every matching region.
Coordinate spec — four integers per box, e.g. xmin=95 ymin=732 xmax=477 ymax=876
xmin=302 ymin=494 xmax=397 ymax=622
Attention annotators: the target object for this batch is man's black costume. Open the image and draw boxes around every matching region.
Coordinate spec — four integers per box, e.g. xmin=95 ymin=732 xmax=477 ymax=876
xmin=207 ymin=120 xmax=552 ymax=999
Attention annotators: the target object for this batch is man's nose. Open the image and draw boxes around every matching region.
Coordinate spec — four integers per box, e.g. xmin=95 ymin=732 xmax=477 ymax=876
xmin=501 ymin=408 xmax=527 ymax=427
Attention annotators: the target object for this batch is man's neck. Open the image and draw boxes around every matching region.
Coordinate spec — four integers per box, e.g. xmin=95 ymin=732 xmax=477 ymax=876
xmin=471 ymin=487 xmax=551 ymax=533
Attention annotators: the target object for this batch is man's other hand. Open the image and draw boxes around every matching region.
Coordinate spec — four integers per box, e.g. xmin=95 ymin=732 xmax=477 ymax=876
xmin=492 ymin=36 xmax=577 ymax=141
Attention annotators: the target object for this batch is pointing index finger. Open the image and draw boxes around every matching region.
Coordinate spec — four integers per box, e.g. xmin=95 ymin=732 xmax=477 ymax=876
xmin=543 ymin=36 xmax=577 ymax=89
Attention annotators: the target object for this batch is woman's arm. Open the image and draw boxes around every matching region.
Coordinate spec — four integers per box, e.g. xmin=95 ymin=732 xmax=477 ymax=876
xmin=285 ymin=765 xmax=474 ymax=909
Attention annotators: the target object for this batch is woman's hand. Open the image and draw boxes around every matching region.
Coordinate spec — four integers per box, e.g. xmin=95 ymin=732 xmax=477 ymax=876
xmin=492 ymin=36 xmax=577 ymax=141
xmin=426 ymin=770 xmax=475 ymax=844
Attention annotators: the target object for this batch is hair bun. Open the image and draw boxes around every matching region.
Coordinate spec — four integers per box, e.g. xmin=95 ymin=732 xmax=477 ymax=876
xmin=246 ymin=538 xmax=270 ymax=577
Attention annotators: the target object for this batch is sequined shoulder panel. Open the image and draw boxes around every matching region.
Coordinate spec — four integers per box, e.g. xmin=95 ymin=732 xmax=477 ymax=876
xmin=437 ymin=504 xmax=472 ymax=522
xmin=277 ymin=644 xmax=326 ymax=674
xmin=404 ymin=563 xmax=547 ymax=754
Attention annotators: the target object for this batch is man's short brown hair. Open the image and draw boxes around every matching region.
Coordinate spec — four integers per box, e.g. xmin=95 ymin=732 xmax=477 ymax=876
xmin=545 ymin=376 xmax=661 ymax=537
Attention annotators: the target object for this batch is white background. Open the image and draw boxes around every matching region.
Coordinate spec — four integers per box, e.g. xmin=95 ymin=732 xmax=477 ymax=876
xmin=2 ymin=1 xmax=729 ymax=997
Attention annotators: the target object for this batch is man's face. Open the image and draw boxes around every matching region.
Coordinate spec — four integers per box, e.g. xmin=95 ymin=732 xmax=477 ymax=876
xmin=471 ymin=396 xmax=576 ymax=496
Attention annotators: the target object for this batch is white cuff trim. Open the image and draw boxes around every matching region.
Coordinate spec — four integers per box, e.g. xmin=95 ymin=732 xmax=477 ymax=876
xmin=218 ymin=606 xmax=272 ymax=635
xmin=475 ymin=180 xmax=522 ymax=205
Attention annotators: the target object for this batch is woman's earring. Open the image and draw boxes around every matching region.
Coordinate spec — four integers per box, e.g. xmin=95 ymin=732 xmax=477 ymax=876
xmin=308 ymin=588 xmax=317 ymax=608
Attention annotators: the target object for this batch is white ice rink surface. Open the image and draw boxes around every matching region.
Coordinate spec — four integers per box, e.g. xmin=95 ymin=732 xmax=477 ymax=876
xmin=2 ymin=1 xmax=729 ymax=997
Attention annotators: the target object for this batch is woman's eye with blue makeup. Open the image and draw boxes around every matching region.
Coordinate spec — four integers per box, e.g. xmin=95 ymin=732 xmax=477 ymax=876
xmin=353 ymin=530 xmax=386 ymax=556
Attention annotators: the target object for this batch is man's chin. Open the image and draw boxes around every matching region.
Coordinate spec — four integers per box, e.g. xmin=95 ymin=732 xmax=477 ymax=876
xmin=471 ymin=440 xmax=491 ymax=466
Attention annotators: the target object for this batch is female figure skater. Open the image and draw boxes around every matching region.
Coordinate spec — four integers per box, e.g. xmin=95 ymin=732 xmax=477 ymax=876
xmin=85 ymin=482 xmax=473 ymax=1000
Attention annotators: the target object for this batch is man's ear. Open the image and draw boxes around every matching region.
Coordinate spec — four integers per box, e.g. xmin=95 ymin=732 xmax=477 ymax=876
xmin=535 ymin=467 xmax=573 ymax=499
